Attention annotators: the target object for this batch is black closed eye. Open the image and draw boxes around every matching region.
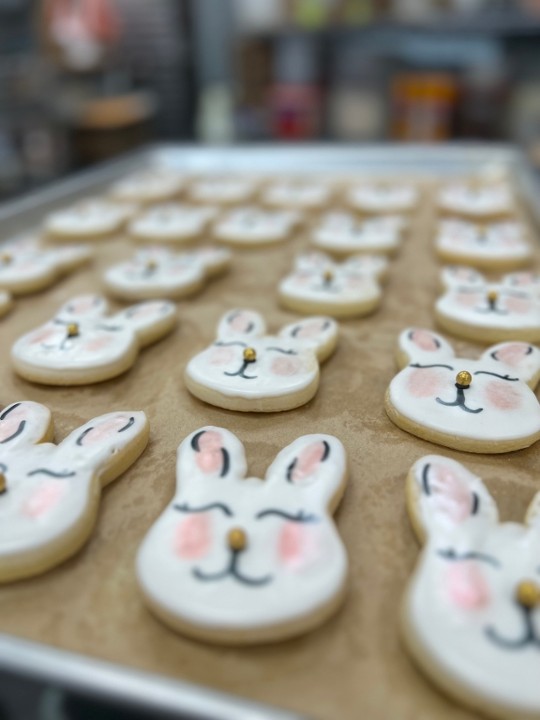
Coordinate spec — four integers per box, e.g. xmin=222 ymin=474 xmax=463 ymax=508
xmin=256 ymin=509 xmax=319 ymax=523
xmin=266 ymin=347 xmax=298 ymax=355
xmin=174 ymin=502 xmax=233 ymax=517
xmin=410 ymin=363 xmax=454 ymax=371
xmin=27 ymin=468 xmax=76 ymax=478
xmin=214 ymin=341 xmax=247 ymax=348
xmin=474 ymin=371 xmax=519 ymax=382
xmin=437 ymin=548 xmax=500 ymax=568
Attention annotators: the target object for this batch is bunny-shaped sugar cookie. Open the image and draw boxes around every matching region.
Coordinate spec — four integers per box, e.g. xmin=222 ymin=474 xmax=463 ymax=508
xmin=262 ymin=180 xmax=332 ymax=209
xmin=385 ymin=328 xmax=540 ymax=452
xmin=347 ymin=182 xmax=418 ymax=213
xmin=12 ymin=295 xmax=176 ymax=385
xmin=0 ymin=400 xmax=148 ymax=582
xmin=213 ymin=206 xmax=300 ymax=247
xmin=312 ymin=211 xmax=405 ymax=257
xmin=403 ymin=455 xmax=540 ymax=720
xmin=437 ymin=182 xmax=513 ymax=219
xmin=137 ymin=426 xmax=348 ymax=644
xmin=435 ymin=267 xmax=540 ymax=343
xmin=104 ymin=246 xmax=231 ymax=301
xmin=45 ymin=198 xmax=136 ymax=240
xmin=435 ymin=219 xmax=532 ymax=270
xmin=279 ymin=252 xmax=388 ymax=318
xmin=128 ymin=203 xmax=218 ymax=243
xmin=0 ymin=237 xmax=91 ymax=295
xmin=185 ymin=309 xmax=338 ymax=412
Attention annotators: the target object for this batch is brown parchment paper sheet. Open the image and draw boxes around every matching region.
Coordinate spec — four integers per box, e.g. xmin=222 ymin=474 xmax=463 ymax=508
xmin=0 ymin=179 xmax=539 ymax=720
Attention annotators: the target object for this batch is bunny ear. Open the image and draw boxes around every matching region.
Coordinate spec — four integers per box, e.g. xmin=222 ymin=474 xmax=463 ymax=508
xmin=58 ymin=411 xmax=149 ymax=486
xmin=0 ymin=401 xmax=53 ymax=450
xmin=57 ymin=295 xmax=107 ymax=320
xmin=186 ymin=246 xmax=232 ymax=276
xmin=481 ymin=342 xmax=540 ymax=386
xmin=397 ymin=328 xmax=455 ymax=368
xmin=217 ymin=309 xmax=266 ymax=340
xmin=49 ymin=245 xmax=92 ymax=270
xmin=407 ymin=455 xmax=498 ymax=544
xmin=342 ymin=254 xmax=387 ymax=278
xmin=279 ymin=317 xmax=338 ymax=362
xmin=440 ymin=266 xmax=485 ymax=289
xmin=112 ymin=301 xmax=177 ymax=347
xmin=176 ymin=426 xmax=247 ymax=492
xmin=265 ymin=434 xmax=347 ymax=510
xmin=294 ymin=252 xmax=331 ymax=272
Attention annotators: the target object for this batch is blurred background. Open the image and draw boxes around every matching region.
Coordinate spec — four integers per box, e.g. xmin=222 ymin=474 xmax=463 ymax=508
xmin=2 ymin=0 xmax=540 ymax=200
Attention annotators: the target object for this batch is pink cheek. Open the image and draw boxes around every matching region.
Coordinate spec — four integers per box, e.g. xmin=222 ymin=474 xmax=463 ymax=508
xmin=83 ymin=336 xmax=114 ymax=353
xmin=278 ymin=522 xmax=320 ymax=571
xmin=173 ymin=514 xmax=211 ymax=560
xmin=445 ymin=562 xmax=491 ymax=610
xmin=484 ymin=380 xmax=523 ymax=411
xmin=455 ymin=292 xmax=482 ymax=308
xmin=346 ymin=276 xmax=365 ymax=290
xmin=271 ymin=356 xmax=303 ymax=376
xmin=29 ymin=327 xmax=59 ymax=345
xmin=169 ymin=264 xmax=191 ymax=276
xmin=23 ymin=480 xmax=68 ymax=518
xmin=209 ymin=347 xmax=235 ymax=365
xmin=406 ymin=368 xmax=447 ymax=399
xmin=504 ymin=296 xmax=532 ymax=314
xmin=294 ymin=273 xmax=312 ymax=286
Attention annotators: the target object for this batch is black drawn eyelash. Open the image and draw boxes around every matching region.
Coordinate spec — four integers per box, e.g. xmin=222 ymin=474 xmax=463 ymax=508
xmin=266 ymin=347 xmax=298 ymax=355
xmin=27 ymin=468 xmax=76 ymax=478
xmin=174 ymin=502 xmax=233 ymax=517
xmin=214 ymin=341 xmax=247 ymax=348
xmin=410 ymin=363 xmax=454 ymax=371
xmin=255 ymin=509 xmax=319 ymax=523
xmin=437 ymin=548 xmax=500 ymax=568
xmin=473 ymin=371 xmax=519 ymax=382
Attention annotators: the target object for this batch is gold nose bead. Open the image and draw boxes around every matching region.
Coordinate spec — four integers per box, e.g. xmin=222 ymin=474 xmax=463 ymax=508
xmin=516 ymin=580 xmax=540 ymax=609
xmin=146 ymin=259 xmax=158 ymax=270
xmin=227 ymin=527 xmax=247 ymax=552
xmin=66 ymin=322 xmax=80 ymax=338
xmin=0 ymin=473 xmax=6 ymax=494
xmin=456 ymin=370 xmax=472 ymax=388
xmin=323 ymin=269 xmax=334 ymax=282
xmin=243 ymin=347 xmax=257 ymax=363
xmin=487 ymin=290 xmax=498 ymax=303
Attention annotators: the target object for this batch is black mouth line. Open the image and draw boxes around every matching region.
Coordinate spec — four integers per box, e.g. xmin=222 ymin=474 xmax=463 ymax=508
xmin=475 ymin=307 xmax=508 ymax=315
xmin=436 ymin=386 xmax=483 ymax=414
xmin=485 ymin=607 xmax=540 ymax=651
xmin=192 ymin=552 xmax=272 ymax=587
xmin=224 ymin=360 xmax=258 ymax=380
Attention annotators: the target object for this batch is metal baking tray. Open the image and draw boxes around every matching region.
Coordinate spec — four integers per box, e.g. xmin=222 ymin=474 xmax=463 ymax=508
xmin=0 ymin=143 xmax=538 ymax=720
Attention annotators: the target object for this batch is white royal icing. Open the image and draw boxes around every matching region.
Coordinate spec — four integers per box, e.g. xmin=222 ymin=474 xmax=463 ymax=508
xmin=435 ymin=219 xmax=532 ymax=265
xmin=109 ymin=168 xmax=184 ymax=202
xmin=213 ymin=207 xmax=300 ymax=245
xmin=189 ymin=177 xmax=256 ymax=204
xmin=404 ymin=455 xmax=540 ymax=717
xmin=45 ymin=198 xmax=136 ymax=237
xmin=263 ymin=180 xmax=332 ymax=208
xmin=312 ymin=211 xmax=404 ymax=255
xmin=185 ymin=309 xmax=338 ymax=408
xmin=12 ymin=295 xmax=176 ymax=381
xmin=436 ymin=267 xmax=540 ymax=340
xmin=104 ymin=246 xmax=231 ymax=299
xmin=137 ymin=426 xmax=348 ymax=639
xmin=0 ymin=401 xmax=148 ymax=580
xmin=279 ymin=252 xmax=387 ymax=315
xmin=438 ymin=183 xmax=513 ymax=217
xmin=128 ymin=203 xmax=218 ymax=242
xmin=387 ymin=327 xmax=540 ymax=448
xmin=348 ymin=183 xmax=418 ymax=213
xmin=0 ymin=237 xmax=91 ymax=294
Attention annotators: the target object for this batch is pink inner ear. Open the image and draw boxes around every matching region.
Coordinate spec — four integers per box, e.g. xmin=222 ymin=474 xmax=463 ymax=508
xmin=173 ymin=514 xmax=211 ymax=560
xmin=409 ymin=330 xmax=440 ymax=352
xmin=23 ymin=480 xmax=68 ymax=518
xmin=294 ymin=321 xmax=325 ymax=339
xmin=229 ymin=312 xmax=254 ymax=333
xmin=445 ymin=562 xmax=490 ymax=610
xmin=290 ymin=441 xmax=326 ymax=483
xmin=429 ymin=463 xmax=474 ymax=524
xmin=69 ymin=296 xmax=99 ymax=314
xmin=492 ymin=343 xmax=531 ymax=367
xmin=80 ymin=416 xmax=132 ymax=445
xmin=0 ymin=406 xmax=27 ymax=443
xmin=196 ymin=430 xmax=224 ymax=474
